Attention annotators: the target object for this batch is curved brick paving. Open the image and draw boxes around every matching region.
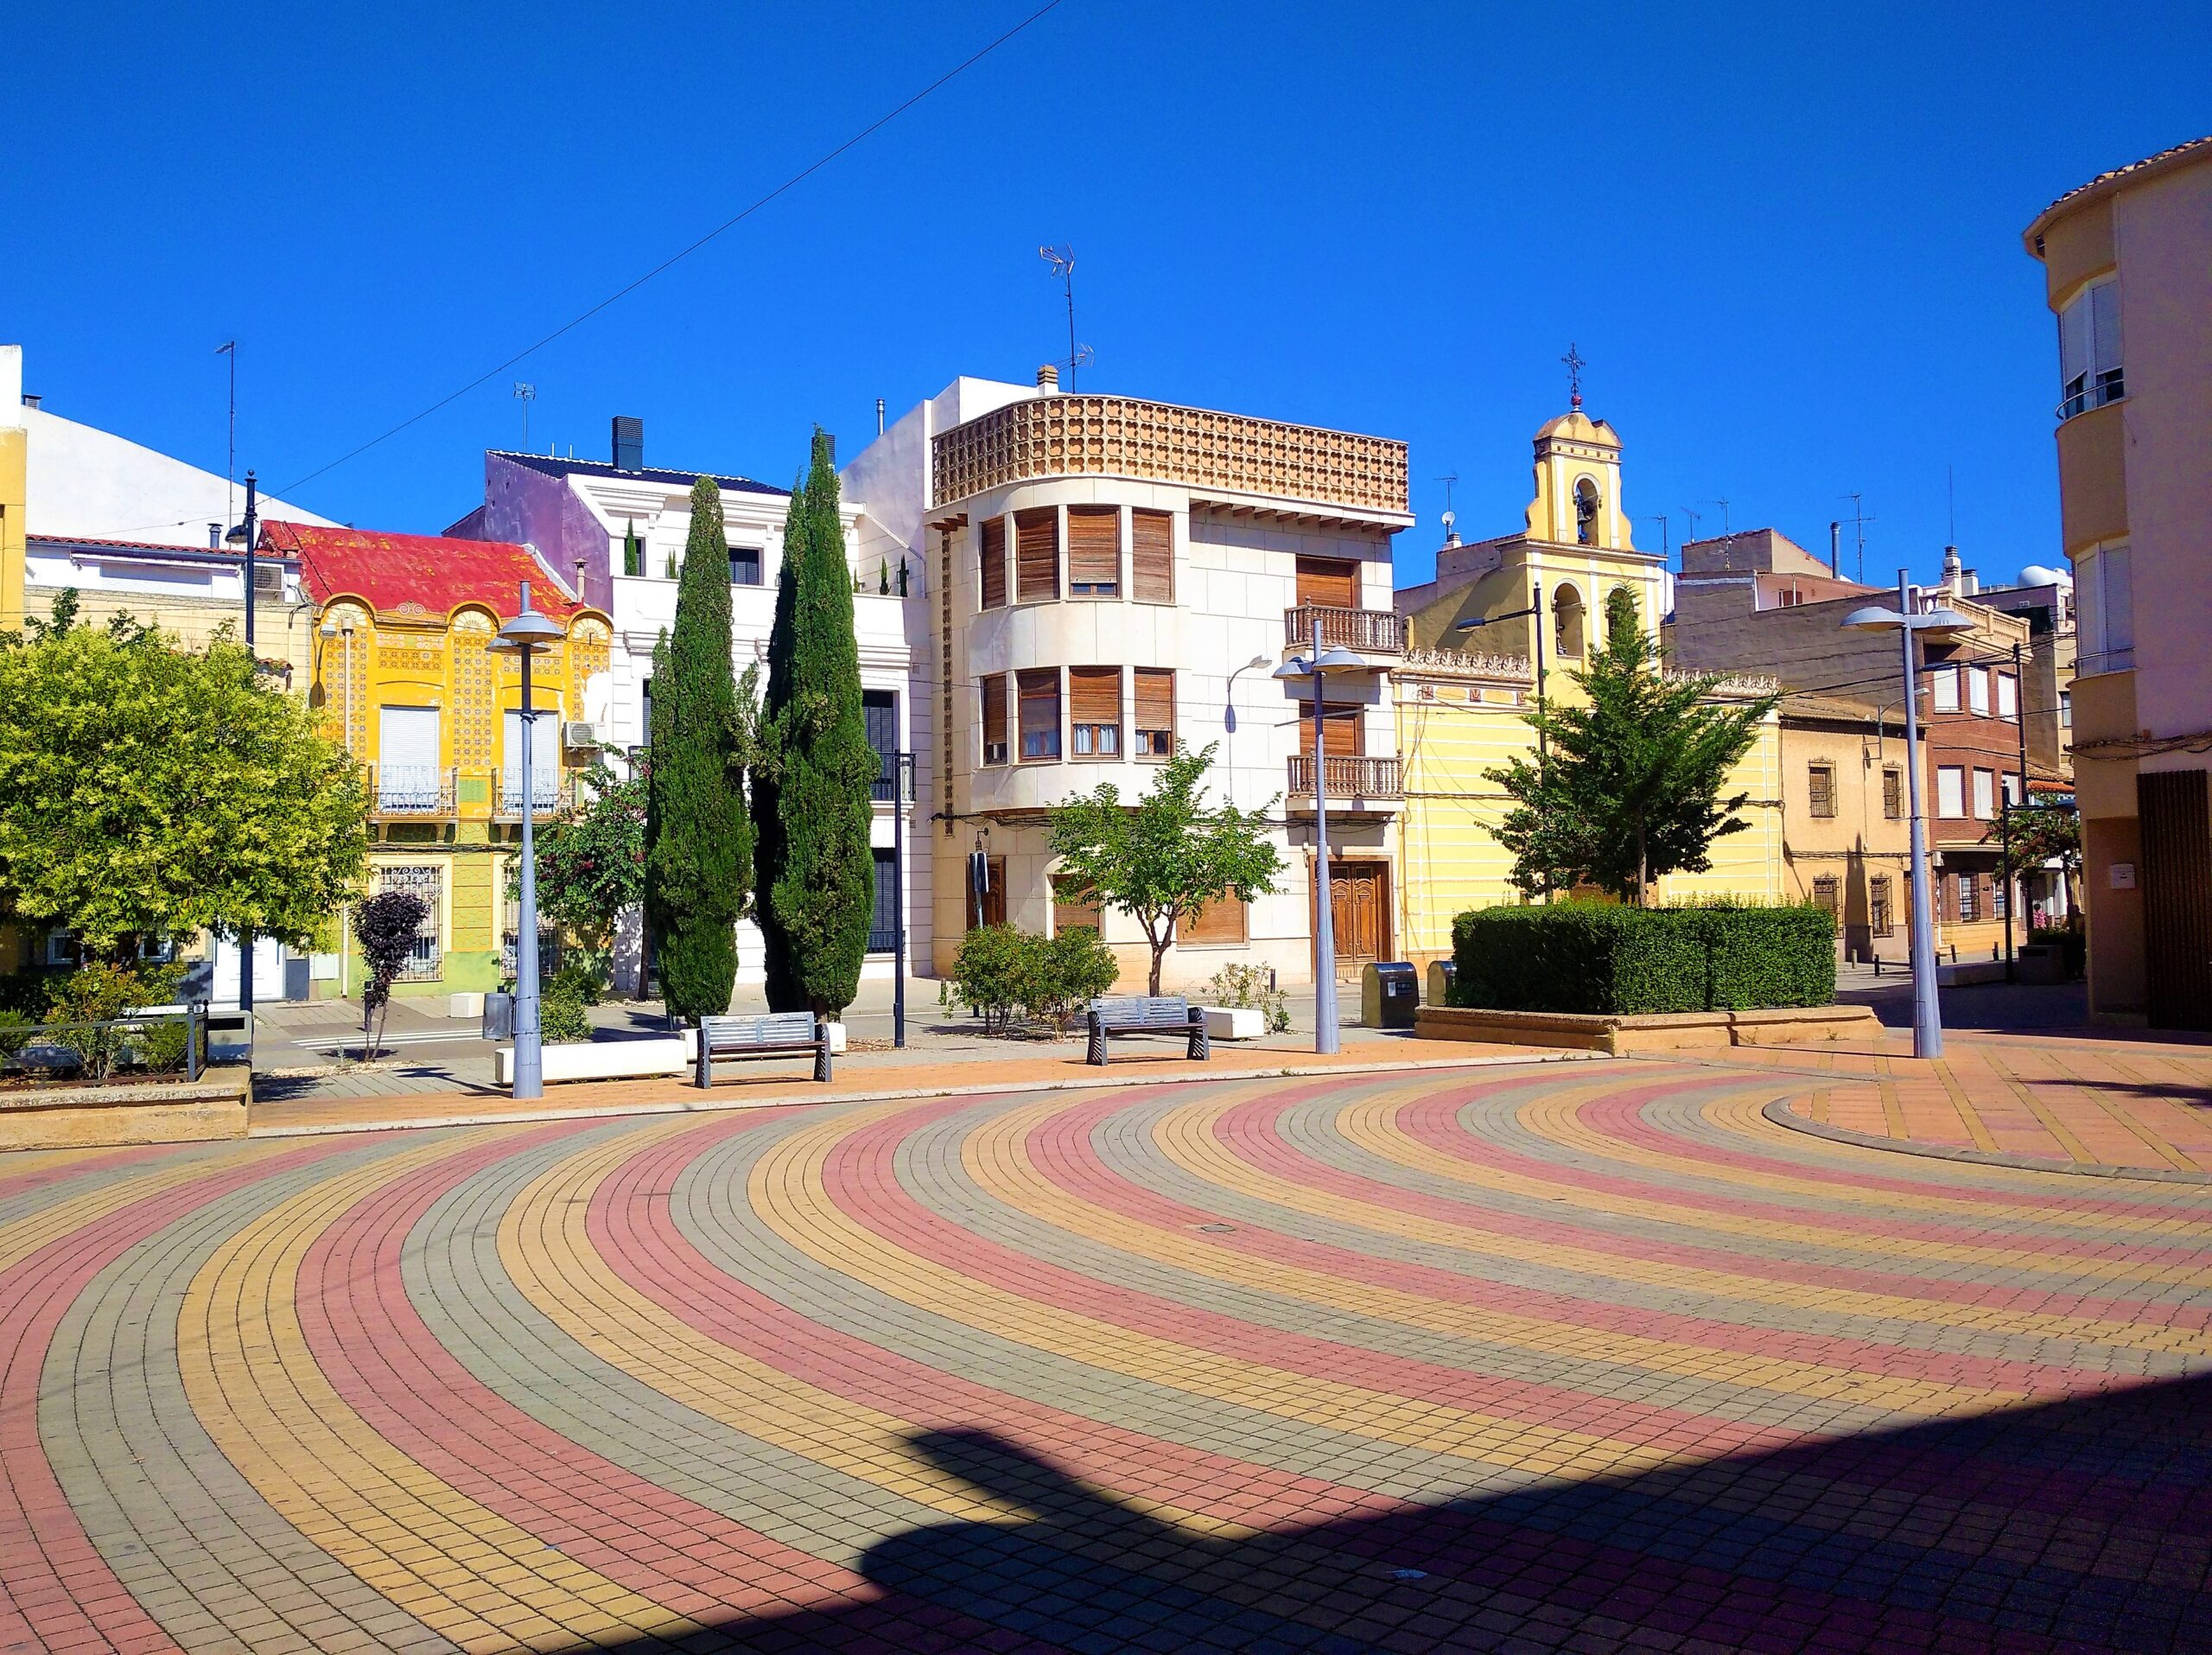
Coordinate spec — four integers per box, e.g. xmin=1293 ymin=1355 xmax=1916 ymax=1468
xmin=3 ymin=1065 xmax=2209 ymax=1653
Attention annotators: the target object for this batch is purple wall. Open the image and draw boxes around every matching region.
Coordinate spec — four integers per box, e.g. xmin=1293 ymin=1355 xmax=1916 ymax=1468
xmin=456 ymin=455 xmax=617 ymax=613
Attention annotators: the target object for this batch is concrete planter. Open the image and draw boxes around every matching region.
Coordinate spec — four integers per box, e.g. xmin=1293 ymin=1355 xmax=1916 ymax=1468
xmin=0 ymin=1063 xmax=251 ymax=1150
xmin=1415 ymin=1003 xmax=1878 ymax=1055
xmin=494 ymin=1037 xmax=687 ymax=1086
xmin=1200 ymin=1006 xmax=1266 ymax=1041
xmin=448 ymin=991 xmax=486 ymax=1020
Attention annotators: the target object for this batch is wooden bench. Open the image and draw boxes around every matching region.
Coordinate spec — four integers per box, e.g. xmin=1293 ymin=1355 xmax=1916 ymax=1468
xmin=696 ymin=1011 xmax=832 ymax=1088
xmin=1084 ymin=996 xmax=1209 ymax=1066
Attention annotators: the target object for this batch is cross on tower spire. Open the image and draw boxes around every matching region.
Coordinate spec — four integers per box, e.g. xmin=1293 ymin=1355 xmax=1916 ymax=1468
xmin=1561 ymin=341 xmax=1586 ymax=411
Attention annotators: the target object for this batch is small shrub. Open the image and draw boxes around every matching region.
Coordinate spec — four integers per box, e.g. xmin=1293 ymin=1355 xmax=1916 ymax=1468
xmin=947 ymin=926 xmax=1120 ymax=1034
xmin=0 ymin=972 xmax=60 ymax=1019
xmin=1205 ymin=963 xmax=1290 ymax=1032
xmin=1452 ymin=902 xmax=1834 ymax=1016
xmin=550 ymin=961 xmax=603 ymax=1007
xmin=48 ymin=961 xmax=185 ymax=1079
xmin=0 ymin=1008 xmax=33 ymax=1066
xmin=946 ymin=926 xmax=1033 ymax=1034
xmin=1030 ymin=930 xmax=1120 ymax=1029
xmin=135 ymin=1018 xmax=193 ymax=1074
xmin=537 ymin=977 xmax=593 ymax=1045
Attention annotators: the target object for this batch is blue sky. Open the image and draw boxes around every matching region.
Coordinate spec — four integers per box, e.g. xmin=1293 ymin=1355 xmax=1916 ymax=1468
xmin=6 ymin=2 xmax=2206 ymax=588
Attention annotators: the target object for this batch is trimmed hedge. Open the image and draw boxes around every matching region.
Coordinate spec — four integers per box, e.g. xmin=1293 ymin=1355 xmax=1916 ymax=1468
xmin=1452 ymin=903 xmax=1836 ymax=1015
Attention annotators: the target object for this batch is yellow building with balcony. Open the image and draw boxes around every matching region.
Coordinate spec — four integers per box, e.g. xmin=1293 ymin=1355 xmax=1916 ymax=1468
xmin=1390 ymin=405 xmax=1783 ymax=969
xmin=264 ymin=521 xmax=613 ymax=998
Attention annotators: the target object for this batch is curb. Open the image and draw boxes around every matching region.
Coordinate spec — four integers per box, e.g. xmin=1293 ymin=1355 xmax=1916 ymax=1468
xmin=1759 ymin=1097 xmax=2212 ymax=1186
xmin=249 ymin=1047 xmax=1605 ymax=1138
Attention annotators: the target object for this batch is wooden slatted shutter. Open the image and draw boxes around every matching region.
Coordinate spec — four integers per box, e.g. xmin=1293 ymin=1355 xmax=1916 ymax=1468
xmin=1017 ymin=667 xmax=1061 ymax=761
xmin=979 ymin=519 xmax=1007 ymax=609
xmin=1808 ymin=764 xmax=1836 ymax=818
xmin=1133 ymin=668 xmax=1174 ymax=759
xmin=1295 ymin=556 xmax=1357 ymax=608
xmin=1300 ymin=701 xmax=1363 ymax=756
xmin=1015 ymin=508 xmax=1059 ymax=603
xmin=1067 ymin=666 xmax=1122 ymax=758
xmin=1181 ymin=894 xmax=1248 ymax=945
xmin=1067 ymin=507 xmax=1120 ymax=596
xmin=981 ymin=675 xmax=1007 ymax=764
xmin=1131 ymin=510 xmax=1173 ymax=605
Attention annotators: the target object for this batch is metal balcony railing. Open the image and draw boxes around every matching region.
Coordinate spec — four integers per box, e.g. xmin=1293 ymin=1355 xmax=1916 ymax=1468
xmin=1284 ymin=604 xmax=1407 ymax=655
xmin=495 ymin=769 xmax=567 ymax=818
xmin=2057 ymin=368 xmax=2124 ymax=422
xmin=1287 ymin=754 xmax=1402 ymax=799
xmin=371 ymin=764 xmax=456 ymax=818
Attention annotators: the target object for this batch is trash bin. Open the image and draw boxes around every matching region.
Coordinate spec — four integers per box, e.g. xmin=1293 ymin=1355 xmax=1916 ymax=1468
xmin=482 ymin=992 xmax=515 ymax=1041
xmin=2016 ymin=945 xmax=2066 ymax=986
xmin=1361 ymin=962 xmax=1420 ymax=1030
xmin=1424 ymin=958 xmax=1457 ymax=1009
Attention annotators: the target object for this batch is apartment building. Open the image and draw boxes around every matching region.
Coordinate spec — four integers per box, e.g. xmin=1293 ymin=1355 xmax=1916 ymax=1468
xmin=1777 ymin=697 xmax=1913 ymax=962
xmin=448 ymin=420 xmax=924 ymax=987
xmin=2024 ymin=135 xmax=2212 ymax=1026
xmin=842 ymin=368 xmax=1414 ymax=987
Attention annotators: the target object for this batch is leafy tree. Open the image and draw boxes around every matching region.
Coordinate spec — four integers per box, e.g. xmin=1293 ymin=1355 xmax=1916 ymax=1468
xmin=1997 ymin=799 xmax=2082 ymax=909
xmin=1484 ymin=588 xmax=1775 ymax=905
xmin=755 ymin=430 xmax=877 ymax=1019
xmin=644 ymin=477 xmax=751 ymax=1022
xmin=1047 ymin=744 xmax=1284 ymax=996
xmin=353 ymin=889 xmax=426 ymax=1060
xmin=0 ymin=615 xmax=367 ymax=958
xmin=505 ymin=756 xmax=645 ymax=985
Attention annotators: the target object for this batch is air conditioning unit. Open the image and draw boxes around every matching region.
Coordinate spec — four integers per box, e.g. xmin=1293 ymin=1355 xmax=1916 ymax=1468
xmin=562 ymin=721 xmax=602 ymax=750
xmin=252 ymin=563 xmax=285 ymax=595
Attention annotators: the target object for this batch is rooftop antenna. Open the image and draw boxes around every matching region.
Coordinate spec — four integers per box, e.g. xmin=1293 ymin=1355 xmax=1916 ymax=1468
xmin=1039 ymin=245 xmax=1081 ymax=389
xmin=513 ymin=383 xmax=537 ymax=449
xmin=215 ymin=341 xmax=237 ymax=534
xmin=1436 ymin=473 xmax=1459 ymax=545
xmin=1560 ymin=341 xmax=1586 ymax=411
xmin=1703 ymin=496 xmax=1733 ymax=535
xmin=1679 ymin=505 xmax=1703 ymax=544
xmin=1947 ymin=463 xmax=1956 ymax=544
xmin=1839 ymin=493 xmax=1875 ymax=584
xmin=1644 ymin=515 xmax=1670 ymax=564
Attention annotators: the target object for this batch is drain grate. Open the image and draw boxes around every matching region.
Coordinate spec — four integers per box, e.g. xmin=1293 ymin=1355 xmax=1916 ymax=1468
xmin=1197 ymin=1223 xmax=1236 ymax=1233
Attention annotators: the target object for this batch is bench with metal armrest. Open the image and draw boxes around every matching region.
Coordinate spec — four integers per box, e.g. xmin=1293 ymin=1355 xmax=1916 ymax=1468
xmin=1084 ymin=995 xmax=1209 ymax=1066
xmin=695 ymin=1010 xmax=832 ymax=1087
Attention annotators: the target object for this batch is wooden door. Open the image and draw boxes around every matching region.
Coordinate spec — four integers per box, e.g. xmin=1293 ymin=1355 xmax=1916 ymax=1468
xmin=965 ymin=855 xmax=1007 ymax=931
xmin=2140 ymin=769 xmax=2212 ymax=1029
xmin=1295 ymin=556 xmax=1358 ymax=608
xmin=1313 ymin=859 xmax=1390 ymax=971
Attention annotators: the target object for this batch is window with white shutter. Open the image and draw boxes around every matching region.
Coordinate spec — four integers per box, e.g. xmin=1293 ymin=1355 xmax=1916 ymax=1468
xmin=1936 ymin=766 xmax=1965 ymax=818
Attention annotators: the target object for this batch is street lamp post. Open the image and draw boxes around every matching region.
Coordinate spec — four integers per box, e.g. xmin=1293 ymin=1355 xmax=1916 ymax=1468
xmin=489 ymin=581 xmax=565 ymax=1099
xmin=1274 ymin=621 xmax=1370 ymax=1055
xmin=1843 ymin=575 xmax=1972 ymax=1060
xmin=893 ymin=751 xmax=912 ymax=1049
xmin=225 ymin=472 xmax=260 ymax=1014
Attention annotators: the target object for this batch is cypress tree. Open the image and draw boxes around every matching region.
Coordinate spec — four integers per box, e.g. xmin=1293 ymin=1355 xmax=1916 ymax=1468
xmin=756 ymin=430 xmax=877 ymax=1017
xmin=644 ymin=476 xmax=750 ymax=1021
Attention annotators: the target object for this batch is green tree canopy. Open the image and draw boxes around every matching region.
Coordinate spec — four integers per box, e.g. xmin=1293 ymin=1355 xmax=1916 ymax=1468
xmin=644 ymin=476 xmax=751 ymax=1022
xmin=507 ymin=755 xmax=645 ymax=971
xmin=1047 ymin=744 xmax=1284 ymax=996
xmin=0 ymin=612 xmax=368 ymax=956
xmin=1997 ymin=799 xmax=2081 ymax=894
xmin=755 ymin=430 xmax=877 ymax=1019
xmin=1484 ymin=586 xmax=1776 ymax=905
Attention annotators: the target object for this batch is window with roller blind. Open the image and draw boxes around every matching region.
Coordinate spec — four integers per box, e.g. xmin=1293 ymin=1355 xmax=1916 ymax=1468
xmin=1299 ymin=700 xmax=1364 ymax=755
xmin=1181 ymin=894 xmax=1248 ymax=945
xmin=1931 ymin=667 xmax=1960 ymax=713
xmin=1052 ymin=874 xmax=1103 ymax=936
xmin=1967 ymin=668 xmax=1990 ymax=716
xmin=1068 ymin=666 xmax=1122 ymax=758
xmin=1067 ymin=506 xmax=1120 ymax=597
xmin=1936 ymin=765 xmax=1965 ymax=818
xmin=978 ymin=519 xmax=1007 ymax=610
xmin=1133 ymin=668 xmax=1174 ymax=759
xmin=1018 ymin=667 xmax=1061 ymax=761
xmin=1015 ymin=507 xmax=1059 ymax=603
xmin=1807 ymin=763 xmax=1836 ymax=819
xmin=980 ymin=675 xmax=1008 ymax=765
xmin=1131 ymin=509 xmax=1173 ymax=605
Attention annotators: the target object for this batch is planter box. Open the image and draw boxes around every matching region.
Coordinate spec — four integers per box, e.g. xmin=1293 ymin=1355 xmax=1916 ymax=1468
xmin=0 ymin=1063 xmax=251 ymax=1150
xmin=1200 ymin=1006 xmax=1266 ymax=1041
xmin=448 ymin=992 xmax=486 ymax=1020
xmin=494 ymin=1037 xmax=687 ymax=1086
xmin=1415 ymin=1003 xmax=1878 ymax=1055
xmin=1935 ymin=960 xmax=2007 ymax=987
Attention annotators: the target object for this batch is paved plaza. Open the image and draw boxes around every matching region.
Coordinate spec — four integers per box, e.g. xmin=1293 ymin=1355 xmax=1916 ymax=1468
xmin=3 ymin=1054 xmax=2210 ymax=1652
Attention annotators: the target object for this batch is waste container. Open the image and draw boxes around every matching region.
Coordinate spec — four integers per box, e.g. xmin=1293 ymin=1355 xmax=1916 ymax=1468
xmin=1361 ymin=962 xmax=1420 ymax=1030
xmin=2016 ymin=944 xmax=2066 ymax=986
xmin=1424 ymin=959 xmax=1456 ymax=1009
xmin=482 ymin=992 xmax=515 ymax=1041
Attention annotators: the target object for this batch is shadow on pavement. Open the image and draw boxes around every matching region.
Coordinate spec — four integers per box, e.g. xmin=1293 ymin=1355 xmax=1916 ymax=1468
xmin=563 ymin=1375 xmax=2212 ymax=1652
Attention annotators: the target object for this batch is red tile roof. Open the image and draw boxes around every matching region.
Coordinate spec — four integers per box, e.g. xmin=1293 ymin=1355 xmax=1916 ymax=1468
xmin=2024 ymin=134 xmax=2212 ymax=247
xmin=261 ymin=521 xmax=582 ymax=621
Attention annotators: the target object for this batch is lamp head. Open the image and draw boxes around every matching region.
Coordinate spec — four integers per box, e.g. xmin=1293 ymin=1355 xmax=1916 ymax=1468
xmin=224 ymin=522 xmax=249 ymax=546
xmin=1840 ymin=605 xmax=1904 ymax=633
xmin=1917 ymin=607 xmax=1974 ymax=638
xmin=317 ymin=621 xmax=338 ymax=640
xmin=1271 ymin=657 xmax=1313 ymax=681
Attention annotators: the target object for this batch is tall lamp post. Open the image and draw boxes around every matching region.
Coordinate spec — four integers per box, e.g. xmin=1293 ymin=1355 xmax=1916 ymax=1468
xmin=892 ymin=751 xmax=913 ymax=1049
xmin=224 ymin=471 xmax=260 ymax=1014
xmin=489 ymin=582 xmax=565 ymax=1099
xmin=1843 ymin=576 xmax=1971 ymax=1059
xmin=1274 ymin=621 xmax=1370 ymax=1055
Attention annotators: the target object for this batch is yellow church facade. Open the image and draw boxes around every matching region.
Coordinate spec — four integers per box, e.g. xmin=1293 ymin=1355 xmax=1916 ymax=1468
xmin=1389 ymin=408 xmax=1783 ymax=970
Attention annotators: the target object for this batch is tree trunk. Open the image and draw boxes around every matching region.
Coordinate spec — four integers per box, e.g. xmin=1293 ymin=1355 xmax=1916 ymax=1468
xmin=1635 ymin=820 xmax=1649 ymax=908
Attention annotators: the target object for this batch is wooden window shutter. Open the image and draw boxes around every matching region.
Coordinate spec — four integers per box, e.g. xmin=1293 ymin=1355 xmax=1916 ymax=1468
xmin=981 ymin=675 xmax=1007 ymax=763
xmin=1182 ymin=894 xmax=1249 ymax=944
xmin=1808 ymin=764 xmax=1836 ymax=818
xmin=1294 ymin=556 xmax=1357 ymax=608
xmin=1015 ymin=507 xmax=1059 ymax=603
xmin=1882 ymin=767 xmax=1903 ymax=819
xmin=1133 ymin=667 xmax=1174 ymax=758
xmin=1067 ymin=507 xmax=1120 ymax=595
xmin=1131 ymin=510 xmax=1173 ymax=604
xmin=1017 ymin=667 xmax=1061 ymax=761
xmin=1067 ymin=666 xmax=1122 ymax=727
xmin=979 ymin=519 xmax=1007 ymax=609
xmin=1301 ymin=701 xmax=1363 ymax=756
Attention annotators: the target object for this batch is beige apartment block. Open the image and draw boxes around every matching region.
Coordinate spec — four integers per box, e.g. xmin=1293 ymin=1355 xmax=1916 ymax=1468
xmin=843 ymin=371 xmax=1414 ymax=989
xmin=1777 ymin=697 xmax=1913 ymax=964
xmin=2024 ymin=135 xmax=2212 ymax=1026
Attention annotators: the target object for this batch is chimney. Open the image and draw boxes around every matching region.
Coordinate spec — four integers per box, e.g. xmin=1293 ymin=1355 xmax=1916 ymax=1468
xmin=1035 ymin=363 xmax=1059 ymax=389
xmin=1942 ymin=544 xmax=1963 ymax=598
xmin=1828 ymin=521 xmax=1840 ymax=579
xmin=20 ymin=394 xmax=39 ymax=411
xmin=875 ymin=397 xmax=886 ymax=435
xmin=611 ymin=416 xmax=644 ymax=471
xmin=208 ymin=523 xmax=222 ymax=549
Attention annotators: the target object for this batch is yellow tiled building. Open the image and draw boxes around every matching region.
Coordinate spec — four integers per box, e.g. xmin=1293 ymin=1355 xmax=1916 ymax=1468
xmin=266 ymin=522 xmax=612 ymax=998
xmin=1390 ymin=406 xmax=1783 ymax=969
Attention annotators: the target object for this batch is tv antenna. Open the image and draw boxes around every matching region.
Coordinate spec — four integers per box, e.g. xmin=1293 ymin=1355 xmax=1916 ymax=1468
xmin=1679 ymin=505 xmax=1703 ymax=544
xmin=1839 ymin=492 xmax=1874 ymax=583
xmin=513 ymin=383 xmax=537 ymax=449
xmin=215 ymin=341 xmax=237 ymax=532
xmin=1703 ymin=496 xmax=1733 ymax=535
xmin=1436 ymin=473 xmax=1459 ymax=542
xmin=1039 ymin=245 xmax=1083 ymax=388
xmin=1644 ymin=515 xmax=1670 ymax=563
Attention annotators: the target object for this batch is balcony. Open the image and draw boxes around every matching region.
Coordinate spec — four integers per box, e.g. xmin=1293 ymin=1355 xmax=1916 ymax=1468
xmin=1287 ymin=754 xmax=1402 ymax=803
xmin=370 ymin=764 xmax=456 ymax=819
xmin=495 ymin=769 xmax=570 ymax=818
xmin=1284 ymin=604 xmax=1407 ymax=657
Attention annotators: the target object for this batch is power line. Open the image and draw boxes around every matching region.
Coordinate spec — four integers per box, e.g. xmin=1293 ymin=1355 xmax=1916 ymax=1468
xmin=266 ymin=0 xmax=1071 ymax=498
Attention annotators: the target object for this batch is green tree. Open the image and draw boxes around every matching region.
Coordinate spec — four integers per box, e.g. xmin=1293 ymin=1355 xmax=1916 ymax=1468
xmin=1996 ymin=799 xmax=2081 ymax=909
xmin=0 ymin=615 xmax=367 ymax=958
xmin=1484 ymin=587 xmax=1776 ymax=905
xmin=1047 ymin=744 xmax=1284 ymax=996
xmin=755 ymin=430 xmax=877 ymax=1018
xmin=643 ymin=476 xmax=751 ymax=1022
xmin=505 ymin=756 xmax=646 ymax=984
